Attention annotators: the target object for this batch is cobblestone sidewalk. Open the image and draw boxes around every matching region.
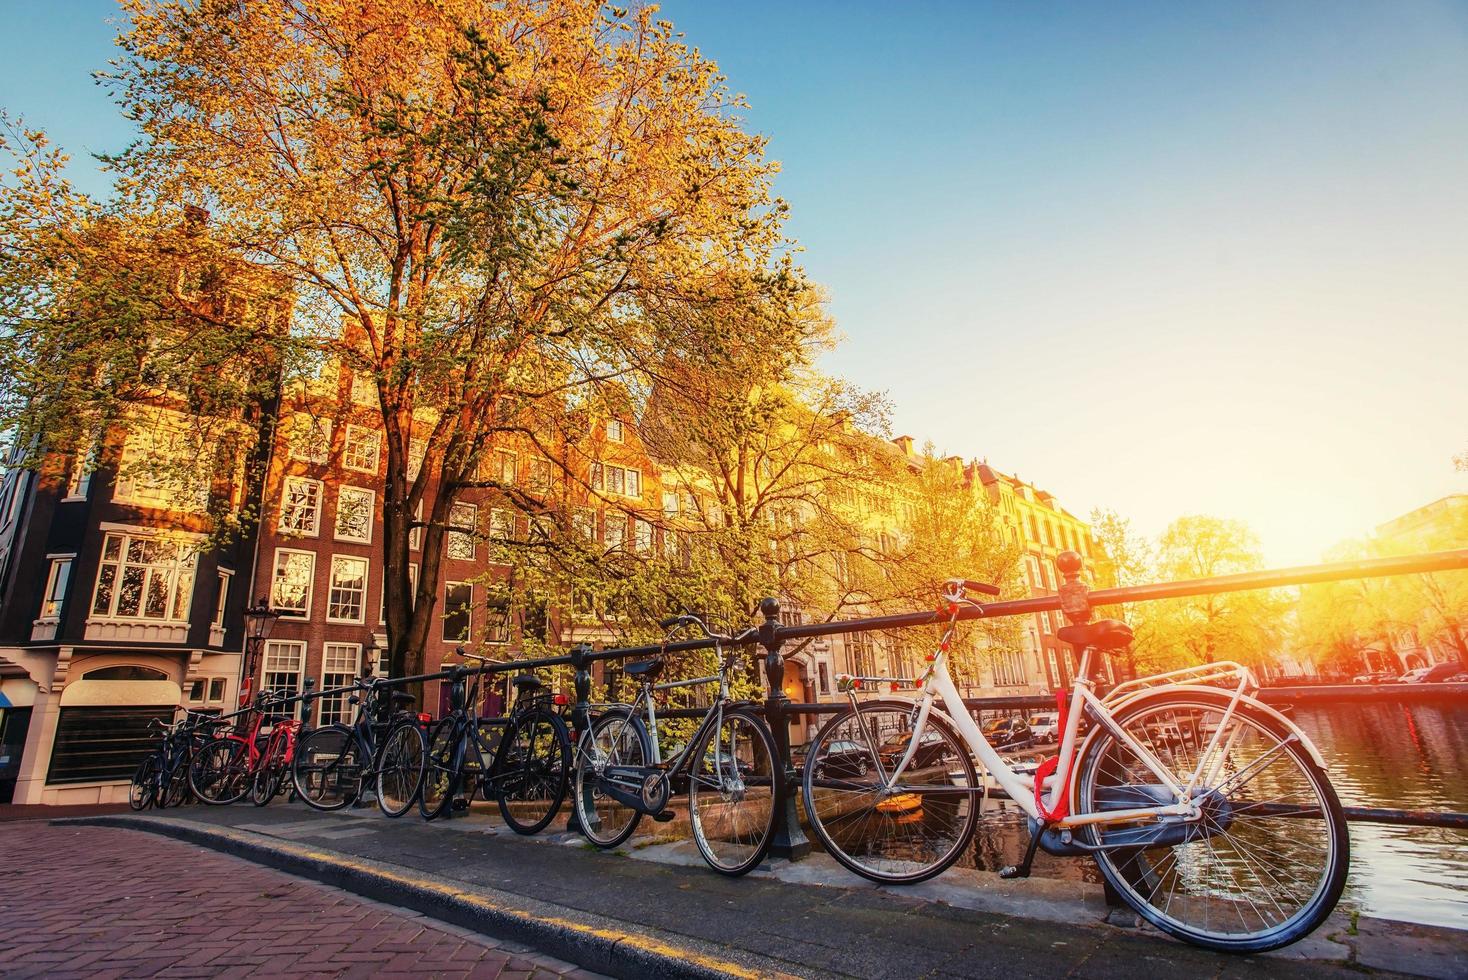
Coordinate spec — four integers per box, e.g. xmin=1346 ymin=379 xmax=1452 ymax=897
xmin=0 ymin=821 xmax=604 ymax=979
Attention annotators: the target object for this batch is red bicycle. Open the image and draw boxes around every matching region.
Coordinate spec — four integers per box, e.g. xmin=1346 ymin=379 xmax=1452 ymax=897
xmin=190 ymin=690 xmax=301 ymax=806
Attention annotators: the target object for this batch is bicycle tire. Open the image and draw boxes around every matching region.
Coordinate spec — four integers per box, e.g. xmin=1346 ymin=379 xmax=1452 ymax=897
xmin=160 ymin=751 xmax=191 ymax=808
xmin=687 ymin=707 xmax=779 ymax=877
xmin=420 ymin=716 xmax=463 ymax=821
xmin=573 ymin=708 xmax=651 ymax=849
xmin=1075 ymin=689 xmax=1348 ymax=954
xmin=129 ymin=755 xmax=159 ymax=811
xmin=291 ymin=724 xmax=361 ymax=811
xmin=494 ymin=708 xmax=571 ymax=835
xmin=376 ymin=721 xmax=427 ymax=818
xmin=801 ymin=698 xmax=979 ymax=885
xmin=190 ymin=736 xmax=250 ymax=805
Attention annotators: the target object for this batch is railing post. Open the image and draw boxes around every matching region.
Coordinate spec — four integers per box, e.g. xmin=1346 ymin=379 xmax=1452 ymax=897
xmin=760 ymin=596 xmax=811 ymax=861
xmin=300 ymin=677 xmax=316 ymax=726
xmin=1056 ymin=550 xmax=1091 ymax=626
xmin=565 ymin=644 xmax=593 ymax=836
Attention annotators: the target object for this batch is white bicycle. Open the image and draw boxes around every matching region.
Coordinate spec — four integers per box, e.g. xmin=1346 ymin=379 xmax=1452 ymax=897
xmin=800 ymin=578 xmax=1348 ymax=953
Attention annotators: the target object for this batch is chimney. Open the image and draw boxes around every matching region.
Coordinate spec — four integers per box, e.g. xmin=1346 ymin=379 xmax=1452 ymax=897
xmin=892 ymin=435 xmax=914 ymax=455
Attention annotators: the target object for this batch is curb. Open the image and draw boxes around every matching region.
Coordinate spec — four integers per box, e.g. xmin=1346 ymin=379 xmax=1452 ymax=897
xmin=57 ymin=815 xmax=803 ymax=980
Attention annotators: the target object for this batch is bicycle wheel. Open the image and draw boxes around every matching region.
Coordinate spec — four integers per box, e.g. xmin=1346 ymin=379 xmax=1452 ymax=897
xmin=376 ymin=721 xmax=426 ymax=818
xmin=802 ymin=699 xmax=979 ymax=884
xmin=292 ymin=725 xmax=361 ymax=811
xmin=161 ymin=751 xmax=191 ymax=808
xmin=687 ymin=708 xmax=778 ymax=876
xmin=129 ymin=755 xmax=159 ymax=811
xmin=190 ymin=737 xmax=250 ymax=805
xmin=420 ymin=717 xmax=463 ymax=821
xmin=1075 ymin=690 xmax=1348 ymax=953
xmin=574 ymin=709 xmax=650 ymax=848
xmin=494 ymin=708 xmax=571 ymax=834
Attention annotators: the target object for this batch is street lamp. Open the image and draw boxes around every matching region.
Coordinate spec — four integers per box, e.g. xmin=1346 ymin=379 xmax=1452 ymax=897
xmin=242 ymin=598 xmax=280 ymax=699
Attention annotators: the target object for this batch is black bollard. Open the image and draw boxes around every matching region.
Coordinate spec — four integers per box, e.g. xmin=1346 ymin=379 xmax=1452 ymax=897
xmin=759 ymin=597 xmax=810 ymax=861
xmin=564 ymin=644 xmax=593 ymax=836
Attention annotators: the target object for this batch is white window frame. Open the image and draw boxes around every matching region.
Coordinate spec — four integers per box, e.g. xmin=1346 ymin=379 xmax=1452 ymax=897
xmin=278 ymin=476 xmax=323 ymax=537
xmin=262 ymin=639 xmax=306 ymax=698
xmin=89 ymin=532 xmax=198 ymax=623
xmin=326 ymin=554 xmax=370 ymax=625
xmin=489 ymin=507 xmax=515 ymax=542
xmin=213 ymin=569 xmax=233 ymax=627
xmin=342 ymin=424 xmax=382 ymax=475
xmin=319 ymin=642 xmax=363 ymax=725
xmin=40 ymin=554 xmax=75 ymax=620
xmin=407 ymin=437 xmax=427 ymax=481
xmin=334 ymin=485 xmax=375 ymax=544
xmin=494 ymin=449 xmax=516 ymax=485
xmin=606 ymin=419 xmax=624 ymax=443
xmin=633 ymin=518 xmax=653 ymax=555
xmin=447 ymin=502 xmax=477 ymax=560
xmin=288 ymin=413 xmax=332 ymax=464
xmin=349 ymin=370 xmax=376 ymax=407
xmin=604 ymin=511 xmax=627 ymax=551
xmin=270 ymin=548 xmax=315 ymax=620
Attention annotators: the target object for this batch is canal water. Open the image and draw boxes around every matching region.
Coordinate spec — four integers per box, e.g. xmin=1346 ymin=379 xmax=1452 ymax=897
xmin=960 ymin=701 xmax=1468 ymax=930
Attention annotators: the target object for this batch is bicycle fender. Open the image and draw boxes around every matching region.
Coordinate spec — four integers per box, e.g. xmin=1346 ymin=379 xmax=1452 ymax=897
xmin=1089 ymin=685 xmax=1327 ymax=771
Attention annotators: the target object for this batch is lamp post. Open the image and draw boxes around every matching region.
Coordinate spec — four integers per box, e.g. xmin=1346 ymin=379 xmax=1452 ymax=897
xmin=241 ymin=598 xmax=280 ymax=700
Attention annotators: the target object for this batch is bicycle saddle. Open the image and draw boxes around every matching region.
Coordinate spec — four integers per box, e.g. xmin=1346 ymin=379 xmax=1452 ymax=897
xmin=389 ymin=691 xmax=416 ymax=705
xmin=623 ymin=659 xmax=663 ymax=681
xmin=1056 ymin=619 xmax=1134 ymax=652
xmin=511 ymin=673 xmax=544 ymax=690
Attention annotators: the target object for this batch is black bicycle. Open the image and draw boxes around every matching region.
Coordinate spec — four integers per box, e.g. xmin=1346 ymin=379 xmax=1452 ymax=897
xmin=129 ymin=709 xmax=229 ymax=811
xmin=290 ymin=677 xmax=428 ymax=817
xmin=572 ymin=614 xmax=779 ymax=876
xmin=419 ymin=652 xmax=572 ymax=833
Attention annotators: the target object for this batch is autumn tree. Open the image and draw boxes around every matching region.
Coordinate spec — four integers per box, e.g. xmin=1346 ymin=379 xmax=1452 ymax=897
xmin=101 ymin=0 xmax=794 ymax=677
xmin=1297 ymin=540 xmax=1409 ymax=677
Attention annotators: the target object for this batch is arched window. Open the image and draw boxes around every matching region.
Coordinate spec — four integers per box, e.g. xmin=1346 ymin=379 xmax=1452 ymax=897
xmin=82 ymin=664 xmax=169 ymax=681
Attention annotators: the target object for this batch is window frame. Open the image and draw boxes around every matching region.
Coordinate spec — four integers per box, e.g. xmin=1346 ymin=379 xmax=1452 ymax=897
xmin=446 ymin=502 xmax=477 ymax=560
xmin=342 ymin=424 xmax=382 ymax=475
xmin=277 ymin=475 xmax=324 ymax=537
xmin=442 ymin=581 xmax=472 ymax=643
xmin=269 ymin=547 xmax=316 ymax=620
xmin=333 ymin=485 xmax=375 ymax=544
xmin=261 ymin=639 xmax=306 ymax=699
xmin=40 ymin=554 xmax=75 ymax=621
xmin=89 ymin=531 xmax=198 ymax=623
xmin=326 ymin=554 xmax=370 ymax=625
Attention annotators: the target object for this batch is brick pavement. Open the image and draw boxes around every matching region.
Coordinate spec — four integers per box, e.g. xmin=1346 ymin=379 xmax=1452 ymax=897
xmin=0 ymin=821 xmax=606 ymax=979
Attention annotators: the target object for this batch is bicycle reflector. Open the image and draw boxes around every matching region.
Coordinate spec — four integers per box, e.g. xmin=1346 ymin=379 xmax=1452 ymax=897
xmin=553 ymin=693 xmax=569 ymax=706
xmin=417 ymin=712 xmax=433 ymax=724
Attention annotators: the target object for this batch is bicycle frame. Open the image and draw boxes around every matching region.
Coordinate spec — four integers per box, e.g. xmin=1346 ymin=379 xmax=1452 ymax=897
xmin=857 ymin=596 xmax=1291 ymax=832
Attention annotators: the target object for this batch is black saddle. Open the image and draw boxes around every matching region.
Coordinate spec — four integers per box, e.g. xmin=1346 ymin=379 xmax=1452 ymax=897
xmin=1057 ymin=619 xmax=1134 ymax=652
xmin=512 ymin=674 xmax=544 ymax=691
xmin=623 ymin=659 xmax=664 ymax=682
xmin=390 ymin=691 xmax=416 ymax=706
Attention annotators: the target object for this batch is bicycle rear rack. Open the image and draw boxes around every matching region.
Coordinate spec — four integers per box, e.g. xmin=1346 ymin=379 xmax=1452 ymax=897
xmin=1102 ymin=660 xmax=1256 ymax=708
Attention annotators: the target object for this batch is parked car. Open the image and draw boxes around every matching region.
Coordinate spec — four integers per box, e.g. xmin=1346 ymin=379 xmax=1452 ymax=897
xmin=1027 ymin=712 xmax=1059 ymax=744
xmin=1350 ymin=671 xmax=1397 ymax=685
xmin=878 ymin=729 xmax=954 ymax=771
xmin=1446 ymin=673 xmax=1468 ymax=684
xmin=981 ymin=716 xmax=1033 ymax=749
xmin=1396 ymin=667 xmax=1433 ymax=684
xmin=1412 ymin=662 xmax=1466 ymax=684
xmin=806 ymin=738 xmax=875 ymax=778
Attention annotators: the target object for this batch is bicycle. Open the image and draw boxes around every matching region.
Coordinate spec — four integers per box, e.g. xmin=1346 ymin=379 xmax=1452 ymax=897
xmin=420 ymin=652 xmax=572 ymax=834
xmin=800 ymin=576 xmax=1348 ymax=953
xmin=189 ymin=690 xmax=298 ymax=806
xmin=572 ymin=614 xmax=779 ymax=877
xmin=290 ymin=677 xmax=430 ymax=817
xmin=127 ymin=709 xmax=232 ymax=809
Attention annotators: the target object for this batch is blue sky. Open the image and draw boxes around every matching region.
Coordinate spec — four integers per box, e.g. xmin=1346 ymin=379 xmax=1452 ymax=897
xmin=4 ymin=1 xmax=1467 ymax=563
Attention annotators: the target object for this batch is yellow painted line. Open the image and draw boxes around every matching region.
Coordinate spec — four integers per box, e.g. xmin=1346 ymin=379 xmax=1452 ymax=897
xmin=196 ymin=824 xmax=765 ymax=979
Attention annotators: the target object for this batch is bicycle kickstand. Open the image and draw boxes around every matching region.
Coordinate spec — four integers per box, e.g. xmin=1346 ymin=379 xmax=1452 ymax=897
xmin=999 ymin=825 xmax=1045 ymax=880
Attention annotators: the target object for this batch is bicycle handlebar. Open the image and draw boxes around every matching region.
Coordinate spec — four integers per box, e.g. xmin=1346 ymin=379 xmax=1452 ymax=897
xmin=962 ymin=579 xmax=1002 ymax=597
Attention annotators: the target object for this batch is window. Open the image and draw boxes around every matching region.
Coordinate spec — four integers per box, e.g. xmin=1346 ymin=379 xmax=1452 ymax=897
xmin=604 ymin=512 xmax=626 ymax=550
xmin=208 ymin=677 xmax=226 ymax=703
xmin=262 ymin=640 xmax=305 ymax=698
xmin=327 ymin=555 xmax=369 ymax=623
xmin=1040 ymin=610 xmax=1053 ymax=635
xmin=528 ymin=457 xmax=553 ymax=490
xmin=47 ymin=706 xmax=175 ymax=785
xmin=278 ymin=477 xmax=323 ymax=536
xmin=407 ymin=438 xmax=427 ymax=481
xmin=409 ymin=499 xmax=422 ymax=551
xmin=319 ymin=643 xmax=362 ymax=725
xmin=593 ymin=463 xmax=641 ymax=499
xmin=492 ymin=449 xmax=516 ymax=485
xmin=818 ymin=662 xmax=831 ymax=695
xmin=443 ymin=582 xmax=471 ymax=642
xmin=483 ymin=597 xmax=511 ymax=644
xmin=41 ymin=557 xmax=72 ymax=620
xmin=634 ymin=519 xmax=653 ymax=554
xmin=342 ymin=425 xmax=381 ymax=474
xmin=288 ymin=413 xmax=332 ymax=464
xmin=270 ymin=549 xmax=314 ymax=618
xmin=91 ymin=533 xmax=197 ymax=622
xmin=66 ymin=436 xmax=98 ymax=500
xmin=992 ymin=650 xmax=1027 ymax=687
xmin=606 ymin=419 xmax=624 ymax=443
xmin=662 ymin=492 xmax=679 ymax=518
xmin=573 ymin=509 xmax=596 ymax=540
xmin=489 ymin=508 xmax=515 ymax=541
xmin=334 ymin=486 xmax=374 ymax=543
xmin=380 ymin=563 xmax=417 ymax=624
xmin=350 ymin=370 xmax=376 ymax=407
xmin=114 ymin=423 xmax=210 ymax=513
xmin=213 ymin=570 xmax=230 ymax=627
xmin=447 ymin=502 xmax=477 ymax=560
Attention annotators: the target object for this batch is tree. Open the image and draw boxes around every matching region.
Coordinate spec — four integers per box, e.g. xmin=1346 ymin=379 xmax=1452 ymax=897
xmin=1130 ymin=515 xmax=1285 ymax=673
xmin=102 ymin=0 xmax=795 ymax=677
xmin=1297 ymin=540 xmax=1409 ymax=677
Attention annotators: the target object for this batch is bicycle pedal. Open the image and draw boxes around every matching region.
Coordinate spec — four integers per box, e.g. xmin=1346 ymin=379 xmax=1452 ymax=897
xmin=652 ymin=810 xmax=676 ymax=823
xmin=998 ymin=864 xmax=1030 ymax=880
xmin=451 ymin=797 xmax=470 ymax=811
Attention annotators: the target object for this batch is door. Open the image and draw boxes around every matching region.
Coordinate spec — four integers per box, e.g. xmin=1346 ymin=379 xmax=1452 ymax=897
xmin=0 ymin=707 xmax=33 ymax=804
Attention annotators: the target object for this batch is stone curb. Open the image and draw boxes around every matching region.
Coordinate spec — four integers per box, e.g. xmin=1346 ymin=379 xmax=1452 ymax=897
xmin=57 ymin=814 xmax=807 ymax=980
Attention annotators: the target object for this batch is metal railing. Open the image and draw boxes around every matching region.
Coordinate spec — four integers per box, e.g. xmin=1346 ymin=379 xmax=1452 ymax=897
xmin=202 ymin=546 xmax=1468 ymax=858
